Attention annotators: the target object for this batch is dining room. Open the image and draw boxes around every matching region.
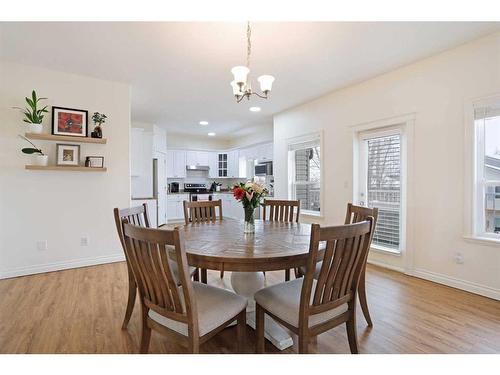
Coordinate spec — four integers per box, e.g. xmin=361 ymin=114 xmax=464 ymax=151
xmin=1 ymin=2 xmax=500 ymax=373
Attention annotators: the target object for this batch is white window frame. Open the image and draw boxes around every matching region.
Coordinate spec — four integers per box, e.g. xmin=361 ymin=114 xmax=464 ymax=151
xmin=287 ymin=131 xmax=323 ymax=217
xmin=352 ymin=114 xmax=414 ymax=260
xmin=469 ymin=95 xmax=500 ymax=243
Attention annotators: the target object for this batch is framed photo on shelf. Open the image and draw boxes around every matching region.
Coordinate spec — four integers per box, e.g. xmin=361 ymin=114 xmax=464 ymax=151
xmin=56 ymin=144 xmax=80 ymax=166
xmin=52 ymin=107 xmax=88 ymax=137
xmin=85 ymin=156 xmax=104 ymax=168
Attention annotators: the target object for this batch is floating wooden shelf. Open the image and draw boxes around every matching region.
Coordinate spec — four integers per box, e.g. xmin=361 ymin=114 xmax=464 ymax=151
xmin=25 ymin=133 xmax=107 ymax=144
xmin=25 ymin=165 xmax=107 ymax=172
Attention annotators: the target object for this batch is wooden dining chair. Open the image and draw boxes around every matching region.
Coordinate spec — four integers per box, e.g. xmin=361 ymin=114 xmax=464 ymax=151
xmin=183 ymin=199 xmax=223 ymax=225
xmin=262 ymin=199 xmax=300 ymax=281
xmin=122 ymin=221 xmax=247 ymax=353
xmin=255 ymin=218 xmax=375 ymax=354
xmin=183 ymin=199 xmax=223 ymax=281
xmin=113 ymin=204 xmax=199 ymax=329
xmin=297 ymin=203 xmax=378 ymax=327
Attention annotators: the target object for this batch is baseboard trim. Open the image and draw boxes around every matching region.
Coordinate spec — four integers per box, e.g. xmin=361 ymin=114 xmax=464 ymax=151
xmin=367 ymin=259 xmax=405 ymax=273
xmin=0 ymin=253 xmax=126 ymax=280
xmin=408 ymin=268 xmax=500 ymax=301
xmin=367 ymin=259 xmax=500 ymax=301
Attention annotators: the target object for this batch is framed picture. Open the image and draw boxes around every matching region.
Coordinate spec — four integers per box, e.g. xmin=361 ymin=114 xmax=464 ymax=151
xmin=85 ymin=156 xmax=104 ymax=168
xmin=56 ymin=144 xmax=80 ymax=166
xmin=52 ymin=107 xmax=88 ymax=137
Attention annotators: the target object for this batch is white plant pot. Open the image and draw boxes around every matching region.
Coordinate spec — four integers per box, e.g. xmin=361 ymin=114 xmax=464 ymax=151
xmin=28 ymin=123 xmax=43 ymax=134
xmin=31 ymin=154 xmax=48 ymax=166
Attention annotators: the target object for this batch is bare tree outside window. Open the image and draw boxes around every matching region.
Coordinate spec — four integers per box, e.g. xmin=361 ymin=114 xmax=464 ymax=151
xmin=293 ymin=145 xmax=321 ymax=213
xmin=367 ymin=135 xmax=401 ymax=249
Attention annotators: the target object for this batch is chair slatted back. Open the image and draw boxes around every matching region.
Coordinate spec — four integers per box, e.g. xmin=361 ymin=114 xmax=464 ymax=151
xmin=262 ymin=199 xmax=300 ymax=223
xmin=183 ymin=199 xmax=223 ymax=225
xmin=300 ymin=219 xmax=374 ymax=318
xmin=345 ymin=203 xmax=379 ymax=226
xmin=113 ymin=204 xmax=150 ymax=256
xmin=122 ymin=222 xmax=195 ymax=324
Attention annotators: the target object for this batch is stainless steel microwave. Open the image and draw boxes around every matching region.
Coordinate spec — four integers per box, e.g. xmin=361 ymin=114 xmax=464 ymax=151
xmin=255 ymin=162 xmax=273 ymax=176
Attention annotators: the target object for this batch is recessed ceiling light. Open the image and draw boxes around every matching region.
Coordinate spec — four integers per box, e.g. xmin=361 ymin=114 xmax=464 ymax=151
xmin=199 ymin=121 xmax=209 ymax=126
xmin=249 ymin=106 xmax=261 ymax=112
xmin=207 ymin=132 xmax=216 ymax=137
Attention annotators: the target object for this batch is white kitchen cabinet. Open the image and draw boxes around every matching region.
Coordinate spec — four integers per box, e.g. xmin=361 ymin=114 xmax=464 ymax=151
xmin=166 ymin=150 xmax=174 ymax=178
xmin=228 ymin=150 xmax=240 ymax=178
xmin=186 ymin=151 xmax=210 ymax=166
xmin=186 ymin=151 xmax=197 ymax=166
xmin=167 ymin=150 xmax=187 ymax=178
xmin=166 ymin=193 xmax=189 ymax=221
xmin=217 ymin=153 xmax=228 ymax=177
xmin=208 ymin=152 xmax=218 ymax=178
xmin=256 ymin=143 xmax=273 ymax=162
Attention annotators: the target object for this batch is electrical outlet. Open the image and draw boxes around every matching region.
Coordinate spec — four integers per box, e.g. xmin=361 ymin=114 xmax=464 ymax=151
xmin=455 ymin=252 xmax=464 ymax=264
xmin=37 ymin=240 xmax=48 ymax=251
xmin=80 ymin=236 xmax=89 ymax=246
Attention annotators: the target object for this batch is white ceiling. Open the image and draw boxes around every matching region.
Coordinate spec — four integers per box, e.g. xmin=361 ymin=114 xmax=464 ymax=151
xmin=1 ymin=22 xmax=499 ymax=139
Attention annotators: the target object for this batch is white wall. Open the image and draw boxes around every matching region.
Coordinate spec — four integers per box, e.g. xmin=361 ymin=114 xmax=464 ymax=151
xmin=274 ymin=32 xmax=500 ymax=299
xmin=0 ymin=62 xmax=131 ymax=278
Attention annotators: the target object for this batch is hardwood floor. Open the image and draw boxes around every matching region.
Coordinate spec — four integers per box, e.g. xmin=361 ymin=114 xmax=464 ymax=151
xmin=0 ymin=263 xmax=499 ymax=354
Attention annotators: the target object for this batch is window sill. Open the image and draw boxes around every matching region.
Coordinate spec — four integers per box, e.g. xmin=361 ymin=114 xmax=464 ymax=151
xmin=370 ymin=244 xmax=402 ymax=256
xmin=463 ymin=235 xmax=500 ymax=246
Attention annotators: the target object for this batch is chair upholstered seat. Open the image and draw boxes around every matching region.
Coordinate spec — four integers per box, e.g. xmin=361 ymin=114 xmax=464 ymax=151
xmin=149 ymin=282 xmax=247 ymax=337
xmin=254 ymin=278 xmax=348 ymax=328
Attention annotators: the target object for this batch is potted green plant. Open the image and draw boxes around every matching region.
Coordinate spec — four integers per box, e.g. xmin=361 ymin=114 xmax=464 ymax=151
xmin=13 ymin=90 xmax=49 ymax=134
xmin=91 ymin=112 xmax=107 ymax=138
xmin=19 ymin=135 xmax=48 ymax=166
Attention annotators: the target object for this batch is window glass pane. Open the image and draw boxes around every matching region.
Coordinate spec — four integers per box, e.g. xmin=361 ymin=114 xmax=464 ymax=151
xmin=485 ymin=184 xmax=500 ymax=234
xmin=367 ymin=134 xmax=401 ymax=250
xmin=483 ymin=115 xmax=500 ymax=178
xmin=291 ymin=143 xmax=321 ymax=213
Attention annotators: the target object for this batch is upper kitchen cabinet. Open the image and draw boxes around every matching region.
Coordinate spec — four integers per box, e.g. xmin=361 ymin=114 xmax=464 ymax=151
xmin=167 ymin=150 xmax=186 ymax=178
xmin=208 ymin=152 xmax=218 ymax=178
xmin=217 ymin=152 xmax=228 ymax=177
xmin=186 ymin=151 xmax=210 ymax=166
xmin=227 ymin=150 xmax=240 ymax=178
xmin=255 ymin=142 xmax=273 ymax=162
xmin=153 ymin=125 xmax=167 ymax=154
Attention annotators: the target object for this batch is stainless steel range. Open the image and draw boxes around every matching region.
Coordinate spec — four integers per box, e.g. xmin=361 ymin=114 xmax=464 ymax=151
xmin=183 ymin=183 xmax=213 ymax=201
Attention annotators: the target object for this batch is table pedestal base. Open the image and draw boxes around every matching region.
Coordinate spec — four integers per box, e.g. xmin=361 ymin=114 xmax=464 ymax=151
xmin=229 ymin=271 xmax=293 ymax=351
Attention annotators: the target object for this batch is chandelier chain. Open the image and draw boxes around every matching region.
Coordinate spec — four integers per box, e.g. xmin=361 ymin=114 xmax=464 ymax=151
xmin=246 ymin=21 xmax=251 ymax=68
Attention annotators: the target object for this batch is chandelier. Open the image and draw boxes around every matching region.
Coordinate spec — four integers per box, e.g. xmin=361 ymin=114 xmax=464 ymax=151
xmin=230 ymin=22 xmax=275 ymax=103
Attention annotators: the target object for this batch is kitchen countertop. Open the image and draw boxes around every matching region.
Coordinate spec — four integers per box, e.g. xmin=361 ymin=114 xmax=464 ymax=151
xmin=167 ymin=191 xmax=234 ymax=195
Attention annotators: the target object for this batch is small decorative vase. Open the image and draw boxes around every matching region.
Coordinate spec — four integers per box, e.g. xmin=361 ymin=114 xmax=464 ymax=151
xmin=28 ymin=123 xmax=43 ymax=134
xmin=244 ymin=206 xmax=255 ymax=233
xmin=32 ymin=154 xmax=48 ymax=166
xmin=91 ymin=125 xmax=102 ymax=138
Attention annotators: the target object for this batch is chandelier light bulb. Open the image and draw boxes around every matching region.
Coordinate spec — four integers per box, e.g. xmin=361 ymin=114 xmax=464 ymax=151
xmin=230 ymin=80 xmax=242 ymax=96
xmin=257 ymin=75 xmax=275 ymax=94
xmin=231 ymin=66 xmax=250 ymax=86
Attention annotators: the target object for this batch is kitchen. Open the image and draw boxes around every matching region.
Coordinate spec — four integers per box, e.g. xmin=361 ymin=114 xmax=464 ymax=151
xmin=130 ymin=123 xmax=274 ymax=226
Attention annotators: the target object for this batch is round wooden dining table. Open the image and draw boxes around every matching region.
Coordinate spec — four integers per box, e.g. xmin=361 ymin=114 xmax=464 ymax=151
xmin=165 ymin=219 xmax=316 ymax=350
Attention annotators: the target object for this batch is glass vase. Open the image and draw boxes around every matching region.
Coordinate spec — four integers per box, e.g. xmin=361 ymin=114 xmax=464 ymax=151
xmin=244 ymin=206 xmax=255 ymax=233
